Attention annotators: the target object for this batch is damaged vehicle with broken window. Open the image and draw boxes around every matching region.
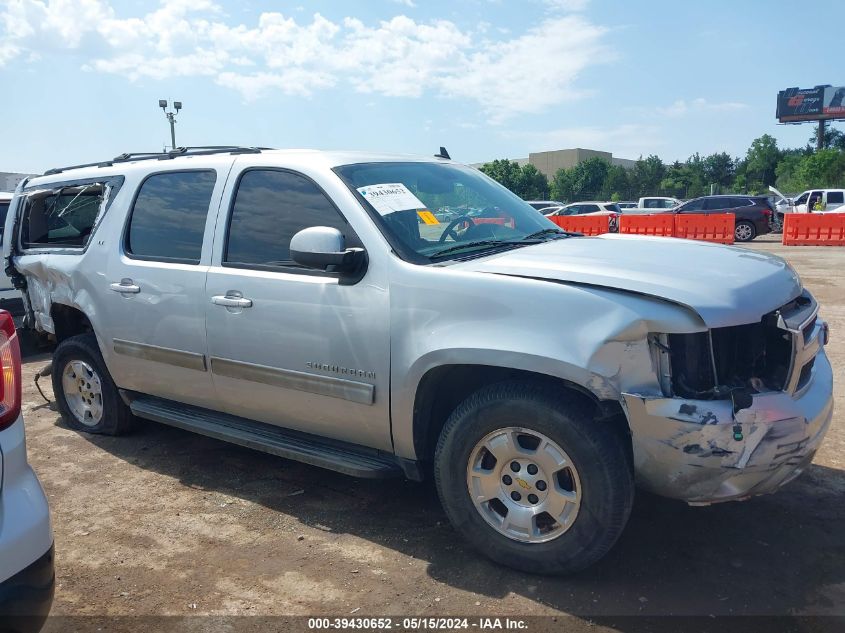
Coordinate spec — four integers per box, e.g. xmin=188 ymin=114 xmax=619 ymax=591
xmin=3 ymin=147 xmax=834 ymax=575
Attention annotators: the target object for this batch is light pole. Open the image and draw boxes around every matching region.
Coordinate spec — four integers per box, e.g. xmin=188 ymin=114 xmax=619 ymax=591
xmin=158 ymin=99 xmax=182 ymax=150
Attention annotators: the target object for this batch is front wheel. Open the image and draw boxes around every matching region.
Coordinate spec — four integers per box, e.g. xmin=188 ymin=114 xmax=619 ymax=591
xmin=434 ymin=381 xmax=634 ymax=575
xmin=735 ymin=220 xmax=757 ymax=242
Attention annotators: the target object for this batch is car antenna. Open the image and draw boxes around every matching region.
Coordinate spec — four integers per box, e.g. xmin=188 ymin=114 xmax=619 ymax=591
xmin=435 ymin=146 xmax=451 ymax=160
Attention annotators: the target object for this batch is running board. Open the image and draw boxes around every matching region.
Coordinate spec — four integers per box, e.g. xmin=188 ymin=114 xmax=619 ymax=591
xmin=128 ymin=395 xmax=403 ymax=479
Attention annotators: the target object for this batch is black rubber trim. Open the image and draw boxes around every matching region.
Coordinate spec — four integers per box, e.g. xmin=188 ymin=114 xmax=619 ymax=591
xmin=0 ymin=544 xmax=55 ymax=633
xmin=129 ymin=394 xmax=405 ymax=479
xmin=0 ymin=297 xmax=24 ymax=317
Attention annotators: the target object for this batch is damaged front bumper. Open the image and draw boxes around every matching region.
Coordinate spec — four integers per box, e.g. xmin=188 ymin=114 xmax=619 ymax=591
xmin=622 ymin=347 xmax=834 ymax=505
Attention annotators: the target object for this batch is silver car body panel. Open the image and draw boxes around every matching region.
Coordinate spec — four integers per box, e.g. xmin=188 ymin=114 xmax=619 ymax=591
xmin=0 ymin=416 xmax=53 ymax=583
xmin=4 ymin=150 xmax=834 ymax=504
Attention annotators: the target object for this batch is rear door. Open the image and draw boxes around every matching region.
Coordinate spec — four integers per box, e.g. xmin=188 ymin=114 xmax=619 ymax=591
xmin=101 ymin=165 xmax=230 ymax=409
xmin=702 ymin=198 xmax=733 ymax=213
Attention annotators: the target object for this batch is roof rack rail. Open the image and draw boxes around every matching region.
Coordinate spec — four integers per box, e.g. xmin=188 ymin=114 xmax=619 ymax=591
xmin=44 ymin=146 xmax=272 ymax=176
xmin=43 ymin=160 xmax=115 ymax=176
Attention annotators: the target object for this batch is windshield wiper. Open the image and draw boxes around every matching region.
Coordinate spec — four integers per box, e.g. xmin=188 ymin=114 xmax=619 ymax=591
xmin=521 ymin=228 xmax=571 ymax=241
xmin=429 ymin=239 xmax=528 ymax=260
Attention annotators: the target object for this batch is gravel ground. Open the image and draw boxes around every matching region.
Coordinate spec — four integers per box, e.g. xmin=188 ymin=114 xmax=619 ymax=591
xmin=17 ymin=235 xmax=845 ymax=633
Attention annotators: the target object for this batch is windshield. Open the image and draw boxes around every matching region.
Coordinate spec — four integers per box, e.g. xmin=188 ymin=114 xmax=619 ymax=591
xmin=334 ymin=162 xmax=564 ymax=262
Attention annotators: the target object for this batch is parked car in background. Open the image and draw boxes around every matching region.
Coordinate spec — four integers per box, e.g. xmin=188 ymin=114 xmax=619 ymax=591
xmin=674 ymin=195 xmax=773 ymax=242
xmin=526 ymin=200 xmax=564 ymax=211
xmin=0 ymin=193 xmax=24 ymax=318
xmin=543 ymin=201 xmax=622 ymax=231
xmin=616 ymin=201 xmax=638 ymax=209
xmin=635 ymin=196 xmax=680 ymax=210
xmin=0 ymin=310 xmax=54 ymax=632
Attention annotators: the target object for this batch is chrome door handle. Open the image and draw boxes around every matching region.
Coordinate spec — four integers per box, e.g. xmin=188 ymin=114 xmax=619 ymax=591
xmin=110 ymin=279 xmax=140 ymax=294
xmin=211 ymin=294 xmax=253 ymax=308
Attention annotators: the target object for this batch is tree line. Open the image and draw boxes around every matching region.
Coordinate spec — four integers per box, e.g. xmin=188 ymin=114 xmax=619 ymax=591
xmin=478 ymin=128 xmax=845 ymax=202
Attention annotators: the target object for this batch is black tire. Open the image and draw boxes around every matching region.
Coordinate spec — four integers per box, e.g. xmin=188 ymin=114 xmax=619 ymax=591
xmin=52 ymin=332 xmax=133 ymax=435
xmin=735 ymin=220 xmax=757 ymax=242
xmin=434 ymin=381 xmax=634 ymax=575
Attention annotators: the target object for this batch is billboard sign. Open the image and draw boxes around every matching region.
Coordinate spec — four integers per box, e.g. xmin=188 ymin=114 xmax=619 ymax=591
xmin=777 ymin=86 xmax=845 ymax=122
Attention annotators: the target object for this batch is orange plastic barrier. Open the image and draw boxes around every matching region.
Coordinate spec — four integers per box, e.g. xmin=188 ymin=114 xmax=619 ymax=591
xmin=617 ymin=213 xmax=674 ymax=236
xmin=673 ymin=213 xmax=734 ymax=244
xmin=549 ymin=214 xmax=610 ymax=235
xmin=782 ymin=213 xmax=845 ymax=246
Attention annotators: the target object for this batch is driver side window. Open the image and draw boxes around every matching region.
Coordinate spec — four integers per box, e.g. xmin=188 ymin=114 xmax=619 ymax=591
xmin=224 ymin=169 xmax=356 ymax=271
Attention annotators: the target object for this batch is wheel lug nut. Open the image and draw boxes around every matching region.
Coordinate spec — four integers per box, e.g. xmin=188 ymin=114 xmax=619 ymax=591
xmin=510 ymin=462 xmax=521 ymax=473
xmin=502 ymin=475 xmax=512 ymax=485
xmin=510 ymin=491 xmax=521 ymax=502
xmin=536 ymin=480 xmax=547 ymax=491
xmin=528 ymin=494 xmax=539 ymax=504
xmin=527 ymin=464 xmax=538 ymax=475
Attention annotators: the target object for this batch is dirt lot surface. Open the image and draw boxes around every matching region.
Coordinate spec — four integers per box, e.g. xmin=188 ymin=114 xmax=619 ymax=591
xmin=19 ymin=235 xmax=845 ymax=632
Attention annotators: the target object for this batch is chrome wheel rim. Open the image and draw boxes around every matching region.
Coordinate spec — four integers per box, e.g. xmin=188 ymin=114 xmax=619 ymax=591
xmin=62 ymin=360 xmax=104 ymax=427
xmin=466 ymin=427 xmax=582 ymax=543
xmin=735 ymin=223 xmax=753 ymax=241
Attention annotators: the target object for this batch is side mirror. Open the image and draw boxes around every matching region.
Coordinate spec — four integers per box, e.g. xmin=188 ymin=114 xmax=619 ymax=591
xmin=290 ymin=226 xmax=366 ymax=275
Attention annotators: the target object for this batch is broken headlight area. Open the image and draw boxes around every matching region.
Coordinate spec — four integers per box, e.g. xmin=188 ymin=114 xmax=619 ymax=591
xmin=655 ymin=292 xmax=818 ymax=401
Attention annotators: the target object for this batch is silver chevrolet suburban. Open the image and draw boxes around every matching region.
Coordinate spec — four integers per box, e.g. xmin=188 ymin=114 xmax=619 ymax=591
xmin=4 ymin=146 xmax=834 ymax=574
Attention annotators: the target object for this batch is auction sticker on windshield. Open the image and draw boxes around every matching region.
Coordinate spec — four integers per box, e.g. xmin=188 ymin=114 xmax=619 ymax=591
xmin=357 ymin=183 xmax=425 ymax=216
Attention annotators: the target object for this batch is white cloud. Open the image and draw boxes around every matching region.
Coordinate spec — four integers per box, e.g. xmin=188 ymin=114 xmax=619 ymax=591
xmin=0 ymin=0 xmax=612 ymax=122
xmin=542 ymin=0 xmax=590 ymax=12
xmin=441 ymin=15 xmax=610 ymax=123
xmin=657 ymin=98 xmax=748 ymax=118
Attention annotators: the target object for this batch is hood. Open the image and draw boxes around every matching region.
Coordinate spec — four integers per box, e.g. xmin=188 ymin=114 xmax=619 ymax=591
xmin=456 ymin=234 xmax=802 ymax=328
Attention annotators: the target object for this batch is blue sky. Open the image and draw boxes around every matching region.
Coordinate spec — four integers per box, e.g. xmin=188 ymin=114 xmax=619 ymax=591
xmin=1 ymin=0 xmax=842 ymax=174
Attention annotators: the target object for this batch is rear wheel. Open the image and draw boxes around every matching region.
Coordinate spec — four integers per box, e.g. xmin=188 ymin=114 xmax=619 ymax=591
xmin=735 ymin=220 xmax=756 ymax=242
xmin=52 ymin=333 xmax=133 ymax=435
xmin=434 ymin=381 xmax=634 ymax=574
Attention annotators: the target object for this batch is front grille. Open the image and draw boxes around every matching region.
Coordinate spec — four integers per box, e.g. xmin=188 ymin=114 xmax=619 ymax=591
xmin=802 ymin=316 xmax=817 ymax=344
xmin=797 ymin=357 xmax=815 ymax=390
xmin=668 ymin=321 xmax=792 ymax=399
xmin=666 ymin=292 xmax=819 ymax=400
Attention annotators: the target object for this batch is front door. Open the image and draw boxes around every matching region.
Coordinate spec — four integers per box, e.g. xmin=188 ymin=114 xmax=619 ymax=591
xmin=102 ymin=167 xmax=228 ymax=409
xmin=204 ymin=166 xmax=391 ymax=451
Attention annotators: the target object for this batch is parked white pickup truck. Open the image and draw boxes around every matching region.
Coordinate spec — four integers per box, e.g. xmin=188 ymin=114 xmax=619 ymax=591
xmin=632 ymin=196 xmax=680 ymax=211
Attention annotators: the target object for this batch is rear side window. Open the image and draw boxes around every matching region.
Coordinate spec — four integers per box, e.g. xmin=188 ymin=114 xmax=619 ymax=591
xmin=0 ymin=202 xmax=8 ymax=232
xmin=224 ymin=169 xmax=350 ymax=270
xmin=827 ymin=192 xmax=844 ymax=205
xmin=579 ymin=204 xmax=600 ymax=213
xmin=703 ymin=198 xmax=730 ymax=210
xmin=126 ymin=171 xmax=216 ymax=263
xmin=21 ymin=183 xmax=105 ymax=248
